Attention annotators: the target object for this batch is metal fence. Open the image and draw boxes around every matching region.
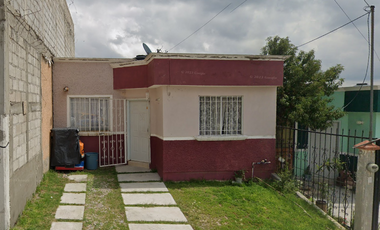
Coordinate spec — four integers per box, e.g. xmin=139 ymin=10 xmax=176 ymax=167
xmin=276 ymin=125 xmax=369 ymax=229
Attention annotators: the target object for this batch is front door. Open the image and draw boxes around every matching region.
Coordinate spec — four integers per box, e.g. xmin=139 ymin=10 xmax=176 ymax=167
xmin=128 ymin=100 xmax=150 ymax=162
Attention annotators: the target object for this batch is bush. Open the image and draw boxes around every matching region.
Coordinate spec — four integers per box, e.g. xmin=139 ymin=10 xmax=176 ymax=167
xmin=272 ymin=168 xmax=298 ymax=193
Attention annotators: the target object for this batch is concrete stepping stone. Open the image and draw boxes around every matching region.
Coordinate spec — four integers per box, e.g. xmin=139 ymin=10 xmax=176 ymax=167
xmin=118 ymin=173 xmax=160 ymax=182
xmin=116 ymin=165 xmax=151 ymax=173
xmin=122 ymin=193 xmax=176 ymax=205
xmin=64 ymin=183 xmax=87 ymax=192
xmin=68 ymin=175 xmax=88 ymax=182
xmin=60 ymin=193 xmax=86 ymax=205
xmin=120 ymin=182 xmax=168 ymax=192
xmin=125 ymin=207 xmax=187 ymax=222
xmin=55 ymin=205 xmax=85 ymax=220
xmin=50 ymin=222 xmax=83 ymax=230
xmin=128 ymin=224 xmax=193 ymax=230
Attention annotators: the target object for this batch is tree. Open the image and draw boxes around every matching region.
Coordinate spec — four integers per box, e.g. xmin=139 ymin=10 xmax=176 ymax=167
xmin=261 ymin=36 xmax=345 ymax=130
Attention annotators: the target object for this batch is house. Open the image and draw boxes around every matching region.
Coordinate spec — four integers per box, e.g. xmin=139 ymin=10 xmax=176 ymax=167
xmin=0 ymin=1 xmax=74 ymax=229
xmin=330 ymin=84 xmax=380 ymax=137
xmin=53 ymin=53 xmax=286 ymax=181
xmin=290 ymin=84 xmax=377 ymax=181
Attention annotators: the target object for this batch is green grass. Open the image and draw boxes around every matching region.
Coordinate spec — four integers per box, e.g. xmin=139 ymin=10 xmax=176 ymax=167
xmin=12 ymin=169 xmax=340 ymax=230
xmin=12 ymin=170 xmax=70 ymax=230
xmin=165 ymin=180 xmax=340 ymax=230
xmin=82 ymin=167 xmax=127 ymax=229
xmin=11 ymin=168 xmax=128 ymax=230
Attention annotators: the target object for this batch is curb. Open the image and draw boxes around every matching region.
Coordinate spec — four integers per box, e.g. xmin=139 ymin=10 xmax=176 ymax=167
xmin=296 ymin=191 xmax=346 ymax=230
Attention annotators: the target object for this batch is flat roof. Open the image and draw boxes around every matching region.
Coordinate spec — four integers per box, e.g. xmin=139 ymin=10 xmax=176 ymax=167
xmin=337 ymin=85 xmax=380 ymax=92
xmin=53 ymin=57 xmax=133 ymax=63
xmin=54 ymin=53 xmax=289 ymax=68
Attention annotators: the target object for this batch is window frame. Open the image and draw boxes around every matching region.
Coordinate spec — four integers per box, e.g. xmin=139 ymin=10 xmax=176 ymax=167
xmin=198 ymin=95 xmax=243 ymax=137
xmin=67 ymin=95 xmax=113 ymax=134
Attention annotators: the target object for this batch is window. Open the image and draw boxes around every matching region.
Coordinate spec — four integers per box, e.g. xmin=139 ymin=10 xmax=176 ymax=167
xmin=69 ymin=97 xmax=110 ymax=131
xmin=199 ymin=96 xmax=242 ymax=135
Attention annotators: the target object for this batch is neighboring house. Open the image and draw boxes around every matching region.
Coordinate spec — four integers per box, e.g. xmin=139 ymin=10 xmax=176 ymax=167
xmin=292 ymin=84 xmax=377 ymax=181
xmin=0 ymin=1 xmax=74 ymax=229
xmin=331 ymin=84 xmax=380 ymax=138
xmin=53 ymin=53 xmax=286 ymax=181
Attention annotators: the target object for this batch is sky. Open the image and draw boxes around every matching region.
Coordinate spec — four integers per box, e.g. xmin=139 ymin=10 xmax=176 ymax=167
xmin=66 ymin=0 xmax=380 ymax=87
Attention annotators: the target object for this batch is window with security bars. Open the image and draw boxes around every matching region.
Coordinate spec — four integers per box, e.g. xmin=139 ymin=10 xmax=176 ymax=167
xmin=69 ymin=97 xmax=110 ymax=131
xmin=199 ymin=96 xmax=242 ymax=135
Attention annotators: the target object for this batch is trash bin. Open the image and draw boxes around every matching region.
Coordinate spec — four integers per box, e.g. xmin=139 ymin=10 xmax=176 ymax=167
xmin=85 ymin=152 xmax=98 ymax=170
xmin=50 ymin=128 xmax=80 ymax=167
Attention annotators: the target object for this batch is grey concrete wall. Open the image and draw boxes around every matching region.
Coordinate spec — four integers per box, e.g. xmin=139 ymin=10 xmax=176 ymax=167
xmin=0 ymin=1 xmax=11 ymax=229
xmin=0 ymin=0 xmax=75 ymax=228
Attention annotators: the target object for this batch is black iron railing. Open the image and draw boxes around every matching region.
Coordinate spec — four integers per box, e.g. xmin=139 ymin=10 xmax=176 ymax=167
xmin=276 ymin=126 xmax=369 ymax=229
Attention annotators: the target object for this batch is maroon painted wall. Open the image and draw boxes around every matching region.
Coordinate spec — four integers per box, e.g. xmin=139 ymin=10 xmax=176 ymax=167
xmin=79 ymin=136 xmax=99 ymax=153
xmin=113 ymin=65 xmax=148 ymax=89
xmin=150 ymin=136 xmax=164 ymax=177
xmin=114 ymin=59 xmax=284 ymax=89
xmin=150 ymin=136 xmax=276 ymax=181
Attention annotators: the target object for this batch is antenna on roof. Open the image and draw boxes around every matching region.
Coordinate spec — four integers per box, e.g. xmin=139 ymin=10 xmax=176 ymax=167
xmin=143 ymin=43 xmax=152 ymax=55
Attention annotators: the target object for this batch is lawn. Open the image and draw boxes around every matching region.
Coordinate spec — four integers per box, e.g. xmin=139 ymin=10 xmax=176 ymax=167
xmin=12 ymin=168 xmax=339 ymax=230
xmin=166 ymin=180 xmax=340 ymax=230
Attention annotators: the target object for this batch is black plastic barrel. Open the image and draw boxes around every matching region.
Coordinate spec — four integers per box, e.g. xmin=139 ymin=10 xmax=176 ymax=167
xmin=85 ymin=152 xmax=98 ymax=170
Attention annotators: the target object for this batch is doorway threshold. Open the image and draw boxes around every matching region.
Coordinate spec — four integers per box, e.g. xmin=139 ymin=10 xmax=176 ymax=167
xmin=128 ymin=161 xmax=150 ymax=169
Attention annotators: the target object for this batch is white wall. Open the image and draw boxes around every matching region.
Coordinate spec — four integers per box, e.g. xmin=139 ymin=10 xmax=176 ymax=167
xmin=148 ymin=86 xmax=277 ymax=139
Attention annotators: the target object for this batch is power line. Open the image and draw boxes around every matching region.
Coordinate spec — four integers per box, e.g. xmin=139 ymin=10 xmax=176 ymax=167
xmin=334 ymin=0 xmax=367 ymax=41
xmin=168 ymin=3 xmax=231 ymax=52
xmin=333 ymin=0 xmax=380 ymax=62
xmin=364 ymin=0 xmax=370 ymax=7
xmin=296 ymin=12 xmax=369 ymax=48
xmin=230 ymin=0 xmax=248 ymax=13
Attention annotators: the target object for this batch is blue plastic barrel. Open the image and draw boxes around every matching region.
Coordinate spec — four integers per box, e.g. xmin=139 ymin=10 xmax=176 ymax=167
xmin=85 ymin=152 xmax=98 ymax=170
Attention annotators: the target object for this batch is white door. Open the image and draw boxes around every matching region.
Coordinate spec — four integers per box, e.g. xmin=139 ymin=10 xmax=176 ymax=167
xmin=128 ymin=100 xmax=150 ymax=162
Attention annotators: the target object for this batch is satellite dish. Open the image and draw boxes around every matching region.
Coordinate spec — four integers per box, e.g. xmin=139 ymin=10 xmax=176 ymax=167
xmin=143 ymin=43 xmax=152 ymax=55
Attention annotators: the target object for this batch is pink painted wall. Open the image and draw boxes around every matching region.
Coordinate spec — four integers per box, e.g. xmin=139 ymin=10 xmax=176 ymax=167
xmin=53 ymin=57 xmax=281 ymax=181
xmin=148 ymin=85 xmax=278 ymax=181
xmin=148 ymin=87 xmax=164 ymax=138
xmin=148 ymin=86 xmax=276 ymax=138
xmin=53 ymin=60 xmax=126 ymax=128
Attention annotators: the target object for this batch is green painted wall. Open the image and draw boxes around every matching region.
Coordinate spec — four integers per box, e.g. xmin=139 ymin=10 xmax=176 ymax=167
xmin=328 ymin=89 xmax=380 ymax=154
xmin=330 ymin=91 xmax=345 ymax=108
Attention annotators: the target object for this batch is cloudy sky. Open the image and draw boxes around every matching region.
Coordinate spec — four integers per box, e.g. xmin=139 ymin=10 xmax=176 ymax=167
xmin=66 ymin=0 xmax=379 ymax=86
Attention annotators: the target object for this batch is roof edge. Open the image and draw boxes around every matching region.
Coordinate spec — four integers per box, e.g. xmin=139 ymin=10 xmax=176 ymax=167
xmin=110 ymin=53 xmax=289 ymax=69
xmin=53 ymin=57 xmax=134 ymax=63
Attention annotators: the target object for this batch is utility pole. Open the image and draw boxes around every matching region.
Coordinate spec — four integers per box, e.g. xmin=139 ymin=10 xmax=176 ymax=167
xmin=369 ymin=5 xmax=379 ymax=230
xmin=369 ymin=5 xmax=374 ymax=142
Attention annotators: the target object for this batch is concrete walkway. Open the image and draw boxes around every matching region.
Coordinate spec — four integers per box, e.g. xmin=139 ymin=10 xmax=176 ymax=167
xmin=116 ymin=165 xmax=193 ymax=230
xmin=51 ymin=175 xmax=88 ymax=230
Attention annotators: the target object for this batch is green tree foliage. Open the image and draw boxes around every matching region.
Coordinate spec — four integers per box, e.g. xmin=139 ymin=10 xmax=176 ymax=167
xmin=261 ymin=36 xmax=345 ymax=130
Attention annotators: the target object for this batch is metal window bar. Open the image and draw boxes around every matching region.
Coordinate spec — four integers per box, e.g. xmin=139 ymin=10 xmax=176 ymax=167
xmin=199 ymin=96 xmax=242 ymax=135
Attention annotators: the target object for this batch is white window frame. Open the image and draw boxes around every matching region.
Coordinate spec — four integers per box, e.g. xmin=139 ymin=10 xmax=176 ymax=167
xmin=198 ymin=96 xmax=243 ymax=137
xmin=67 ymin=95 xmax=113 ymax=134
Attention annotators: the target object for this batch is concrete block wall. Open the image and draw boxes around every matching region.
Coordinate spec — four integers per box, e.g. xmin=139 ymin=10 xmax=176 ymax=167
xmin=0 ymin=0 xmax=75 ymax=228
xmin=9 ymin=0 xmax=74 ymax=57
